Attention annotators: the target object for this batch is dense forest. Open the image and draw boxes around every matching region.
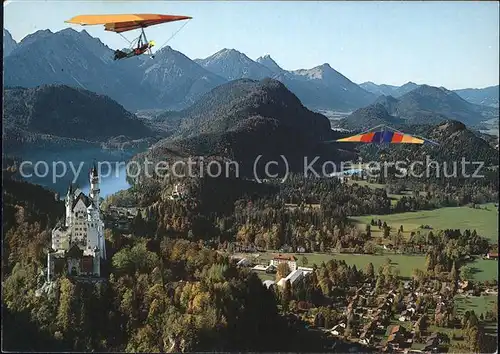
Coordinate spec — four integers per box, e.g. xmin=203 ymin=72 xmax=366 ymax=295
xmin=105 ymin=168 xmax=498 ymax=254
xmin=2 ymin=167 xmax=362 ymax=352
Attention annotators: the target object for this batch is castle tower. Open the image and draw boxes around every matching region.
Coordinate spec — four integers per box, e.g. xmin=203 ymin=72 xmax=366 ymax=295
xmin=65 ymin=183 xmax=74 ymax=227
xmin=89 ymin=162 xmax=106 ymax=260
xmin=89 ymin=163 xmax=100 ymax=209
xmin=92 ymin=246 xmax=101 ymax=276
xmin=47 ymin=249 xmax=55 ymax=282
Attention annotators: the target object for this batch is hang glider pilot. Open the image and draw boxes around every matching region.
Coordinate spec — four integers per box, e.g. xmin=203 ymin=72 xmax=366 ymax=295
xmin=114 ymin=40 xmax=156 ymax=60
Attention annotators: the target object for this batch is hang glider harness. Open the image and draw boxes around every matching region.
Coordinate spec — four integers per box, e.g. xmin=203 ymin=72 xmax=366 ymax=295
xmin=116 ymin=21 xmax=190 ymax=59
xmin=65 ymin=14 xmax=192 ymax=60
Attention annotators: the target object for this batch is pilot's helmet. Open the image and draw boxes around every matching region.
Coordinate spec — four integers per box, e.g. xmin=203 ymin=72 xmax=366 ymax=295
xmin=149 ymin=40 xmax=156 ymax=47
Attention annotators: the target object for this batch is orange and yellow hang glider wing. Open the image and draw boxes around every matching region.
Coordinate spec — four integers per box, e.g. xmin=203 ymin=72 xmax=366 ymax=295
xmin=65 ymin=14 xmax=192 ymax=33
xmin=327 ymin=125 xmax=439 ymax=146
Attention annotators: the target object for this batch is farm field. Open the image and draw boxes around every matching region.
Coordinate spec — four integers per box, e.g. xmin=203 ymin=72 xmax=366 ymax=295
xmin=238 ymin=251 xmax=426 ymax=278
xmin=467 ymin=258 xmax=498 ymax=282
xmin=351 ymin=203 xmax=498 ymax=241
xmin=455 ymin=294 xmax=497 ymax=316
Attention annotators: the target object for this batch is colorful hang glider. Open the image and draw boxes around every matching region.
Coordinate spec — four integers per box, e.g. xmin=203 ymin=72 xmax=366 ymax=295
xmin=328 ymin=125 xmax=439 ymax=145
xmin=65 ymin=14 xmax=192 ymax=60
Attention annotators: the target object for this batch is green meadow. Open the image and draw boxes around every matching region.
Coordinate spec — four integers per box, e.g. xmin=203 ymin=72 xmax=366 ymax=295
xmin=241 ymin=252 xmax=426 ymax=278
xmin=352 ymin=203 xmax=498 ymax=242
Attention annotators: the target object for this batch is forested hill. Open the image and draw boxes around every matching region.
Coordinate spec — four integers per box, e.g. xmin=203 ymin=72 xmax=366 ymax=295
xmin=145 ymin=78 xmax=349 ymax=174
xmin=3 ymin=85 xmax=156 ymax=151
xmin=357 ymin=120 xmax=499 ymax=167
xmin=2 ymin=174 xmax=363 ymax=352
xmin=160 ymin=78 xmax=331 ymax=140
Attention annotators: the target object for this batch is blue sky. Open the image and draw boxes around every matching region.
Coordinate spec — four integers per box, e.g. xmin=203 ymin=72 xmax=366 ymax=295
xmin=4 ymin=1 xmax=499 ymax=89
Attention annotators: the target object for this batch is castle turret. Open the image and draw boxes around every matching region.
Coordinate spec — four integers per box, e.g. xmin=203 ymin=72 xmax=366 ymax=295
xmin=92 ymin=246 xmax=101 ymax=276
xmin=89 ymin=162 xmax=100 ymax=209
xmin=65 ymin=183 xmax=74 ymax=227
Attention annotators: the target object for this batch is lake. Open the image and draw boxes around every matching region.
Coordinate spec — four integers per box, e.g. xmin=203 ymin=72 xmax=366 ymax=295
xmin=328 ymin=168 xmax=364 ymax=177
xmin=17 ymin=147 xmax=139 ymax=198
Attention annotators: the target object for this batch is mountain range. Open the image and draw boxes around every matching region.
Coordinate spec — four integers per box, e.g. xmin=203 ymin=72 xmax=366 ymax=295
xmin=3 ymin=80 xmax=495 ymax=177
xmin=142 ymin=78 xmax=350 ymax=174
xmin=361 ymin=81 xmax=499 ymax=108
xmin=3 ymin=29 xmax=226 ymax=111
xmin=195 ymin=49 xmax=376 ymax=111
xmin=359 ymin=81 xmax=420 ymax=98
xmin=338 ymin=85 xmax=497 ymax=130
xmin=3 ymin=28 xmax=498 ymax=135
xmin=4 ymin=28 xmax=379 ymax=112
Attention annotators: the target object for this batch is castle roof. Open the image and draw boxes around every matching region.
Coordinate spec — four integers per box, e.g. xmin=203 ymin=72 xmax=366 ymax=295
xmin=66 ymin=244 xmax=84 ymax=259
xmin=54 ymin=225 xmax=69 ymax=232
xmin=91 ymin=162 xmax=98 ymax=176
xmin=273 ymin=254 xmax=297 ymax=262
xmin=71 ymin=192 xmax=93 ymax=211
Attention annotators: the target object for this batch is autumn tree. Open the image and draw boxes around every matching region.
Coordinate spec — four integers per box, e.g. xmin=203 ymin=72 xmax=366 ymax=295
xmin=364 ymin=262 xmax=375 ymax=279
xmin=276 ymin=263 xmax=291 ymax=281
xmin=460 ymin=265 xmax=473 ymax=281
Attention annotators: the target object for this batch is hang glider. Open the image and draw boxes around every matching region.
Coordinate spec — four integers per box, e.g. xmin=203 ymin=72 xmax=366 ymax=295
xmin=326 ymin=125 xmax=439 ymax=145
xmin=65 ymin=14 xmax=192 ymax=60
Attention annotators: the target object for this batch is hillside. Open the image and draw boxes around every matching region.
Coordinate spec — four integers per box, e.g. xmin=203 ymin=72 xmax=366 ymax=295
xmin=288 ymin=63 xmax=377 ymax=111
xmin=361 ymin=81 xmax=500 ymax=109
xmin=454 ymin=85 xmax=499 ymax=108
xmin=3 ymin=29 xmax=18 ymax=57
xmin=145 ymin=78 xmax=348 ymax=174
xmin=360 ymin=81 xmax=420 ymax=98
xmin=393 ymin=85 xmax=493 ymax=125
xmin=336 ymin=104 xmax=405 ymax=131
xmin=340 ymin=85 xmax=496 ymax=129
xmin=358 ymin=120 xmax=499 ymax=167
xmin=3 ymin=85 xmax=155 ymax=151
xmin=2 ymin=28 xmax=158 ymax=111
xmin=418 ymin=120 xmax=499 ymax=165
xmin=159 ymin=78 xmax=331 ymax=139
xmin=137 ymin=46 xmax=227 ymax=109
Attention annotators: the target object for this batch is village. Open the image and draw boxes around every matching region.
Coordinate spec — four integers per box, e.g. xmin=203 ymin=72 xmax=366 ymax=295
xmin=229 ymin=248 xmax=498 ymax=353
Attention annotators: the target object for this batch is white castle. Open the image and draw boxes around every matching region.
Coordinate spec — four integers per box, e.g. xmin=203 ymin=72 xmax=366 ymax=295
xmin=47 ymin=164 xmax=106 ymax=281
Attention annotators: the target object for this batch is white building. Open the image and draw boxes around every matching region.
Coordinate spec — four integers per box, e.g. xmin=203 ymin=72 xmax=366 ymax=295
xmin=236 ymin=258 xmax=251 ymax=267
xmin=270 ymin=254 xmax=297 ymax=272
xmin=47 ymin=164 xmax=106 ymax=281
xmin=262 ymin=280 xmax=276 ymax=289
xmin=277 ymin=269 xmax=306 ymax=287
